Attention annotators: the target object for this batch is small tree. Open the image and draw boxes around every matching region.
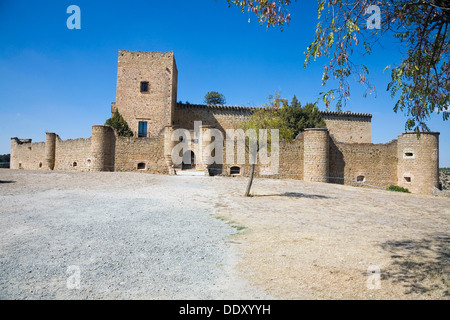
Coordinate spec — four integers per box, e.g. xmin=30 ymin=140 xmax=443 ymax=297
xmin=281 ymin=96 xmax=327 ymax=137
xmin=204 ymin=91 xmax=226 ymax=105
xmin=240 ymin=93 xmax=295 ymax=196
xmin=105 ymin=110 xmax=133 ymax=137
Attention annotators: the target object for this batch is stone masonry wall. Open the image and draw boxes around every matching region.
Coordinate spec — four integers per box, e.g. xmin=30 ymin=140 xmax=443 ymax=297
xmin=174 ymin=104 xmax=255 ymax=133
xmin=114 ymin=50 xmax=177 ymax=137
xmin=213 ymin=134 xmax=304 ymax=179
xmin=10 ymin=138 xmax=45 ymax=170
xmin=175 ymin=104 xmax=372 ymax=144
xmin=11 ymin=125 xmax=439 ymax=195
xmin=114 ymin=133 xmax=167 ymax=174
xmin=329 ymin=138 xmax=398 ymax=188
xmin=10 ymin=128 xmax=168 ymax=174
xmin=54 ymin=137 xmax=92 ymax=171
xmin=321 ymin=112 xmax=372 ymax=143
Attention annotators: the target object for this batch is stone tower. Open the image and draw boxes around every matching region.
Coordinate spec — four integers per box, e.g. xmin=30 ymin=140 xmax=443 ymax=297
xmin=90 ymin=125 xmax=116 ymax=172
xmin=112 ymin=50 xmax=178 ymax=138
xmin=303 ymin=128 xmax=329 ymax=183
xmin=45 ymin=132 xmax=57 ymax=170
xmin=397 ymin=132 xmax=439 ymax=194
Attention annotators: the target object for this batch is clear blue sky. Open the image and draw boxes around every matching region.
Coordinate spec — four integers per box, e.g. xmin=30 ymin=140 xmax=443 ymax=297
xmin=0 ymin=0 xmax=448 ymax=166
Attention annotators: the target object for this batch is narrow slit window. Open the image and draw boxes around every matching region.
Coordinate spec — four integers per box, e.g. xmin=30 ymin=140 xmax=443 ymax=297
xmin=405 ymin=152 xmax=414 ymax=157
xmin=138 ymin=121 xmax=148 ymax=137
xmin=140 ymin=81 xmax=149 ymax=93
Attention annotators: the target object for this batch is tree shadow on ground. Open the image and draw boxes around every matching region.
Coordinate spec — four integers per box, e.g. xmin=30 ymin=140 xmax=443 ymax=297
xmin=0 ymin=181 xmax=15 ymax=184
xmin=379 ymin=234 xmax=450 ymax=297
xmin=254 ymin=192 xmax=332 ymax=199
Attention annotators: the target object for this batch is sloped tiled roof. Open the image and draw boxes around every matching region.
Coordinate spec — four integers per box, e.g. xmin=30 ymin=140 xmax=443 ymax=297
xmin=176 ymin=103 xmax=372 ymax=118
xmin=176 ymin=103 xmax=257 ymax=112
xmin=320 ymin=110 xmax=372 ymax=118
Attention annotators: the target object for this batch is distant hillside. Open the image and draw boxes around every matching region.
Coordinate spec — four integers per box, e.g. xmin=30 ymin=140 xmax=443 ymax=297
xmin=0 ymin=154 xmax=10 ymax=168
xmin=440 ymin=168 xmax=450 ymax=190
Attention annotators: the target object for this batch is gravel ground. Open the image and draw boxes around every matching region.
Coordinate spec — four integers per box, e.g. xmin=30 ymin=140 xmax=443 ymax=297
xmin=1 ymin=168 xmax=449 ymax=300
xmin=0 ymin=169 xmax=271 ymax=299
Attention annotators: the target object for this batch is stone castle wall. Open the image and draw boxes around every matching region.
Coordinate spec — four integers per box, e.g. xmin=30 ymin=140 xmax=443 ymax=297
xmin=10 ymin=126 xmax=440 ymax=195
xmin=114 ymin=134 xmax=167 ymax=174
xmin=54 ymin=136 xmax=92 ymax=171
xmin=11 ymin=126 xmax=167 ymax=174
xmin=113 ymin=50 xmax=372 ymax=145
xmin=321 ymin=112 xmax=372 ymax=143
xmin=173 ymin=104 xmax=373 ymax=145
xmin=174 ymin=104 xmax=255 ymax=132
xmin=9 ymin=50 xmax=440 ymax=196
xmin=10 ymin=138 xmax=45 ymax=170
xmin=210 ymin=133 xmax=305 ymax=179
xmin=329 ymin=137 xmax=399 ymax=188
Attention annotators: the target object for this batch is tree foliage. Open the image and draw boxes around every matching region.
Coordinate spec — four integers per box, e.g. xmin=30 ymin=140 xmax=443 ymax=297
xmin=0 ymin=154 xmax=10 ymax=168
xmin=281 ymin=95 xmax=327 ymax=137
xmin=105 ymin=110 xmax=134 ymax=137
xmin=204 ymin=91 xmax=226 ymax=105
xmin=0 ymin=154 xmax=10 ymax=162
xmin=238 ymin=92 xmax=330 ymax=196
xmin=226 ymin=0 xmax=449 ymax=132
xmin=241 ymin=93 xmax=295 ymax=142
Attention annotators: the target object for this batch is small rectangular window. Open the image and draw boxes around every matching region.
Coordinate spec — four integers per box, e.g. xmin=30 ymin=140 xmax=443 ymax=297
xmin=405 ymin=152 xmax=413 ymax=157
xmin=137 ymin=163 xmax=146 ymax=170
xmin=404 ymin=177 xmax=411 ymax=182
xmin=230 ymin=166 xmax=241 ymax=175
xmin=138 ymin=121 xmax=147 ymax=137
xmin=140 ymin=81 xmax=149 ymax=92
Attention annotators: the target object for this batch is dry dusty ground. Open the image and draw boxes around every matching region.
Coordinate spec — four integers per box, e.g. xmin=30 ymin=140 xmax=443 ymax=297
xmin=214 ymin=176 xmax=450 ymax=300
xmin=1 ymin=169 xmax=449 ymax=300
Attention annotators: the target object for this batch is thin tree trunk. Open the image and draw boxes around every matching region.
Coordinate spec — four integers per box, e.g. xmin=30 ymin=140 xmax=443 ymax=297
xmin=244 ymin=163 xmax=256 ymax=197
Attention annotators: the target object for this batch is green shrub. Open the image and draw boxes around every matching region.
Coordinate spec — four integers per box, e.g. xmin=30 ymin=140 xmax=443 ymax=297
xmin=387 ymin=185 xmax=410 ymax=193
xmin=280 ymin=96 xmax=326 ymax=137
xmin=105 ymin=110 xmax=133 ymax=137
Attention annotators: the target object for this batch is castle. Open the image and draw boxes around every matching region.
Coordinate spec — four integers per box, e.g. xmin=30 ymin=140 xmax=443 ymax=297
xmin=10 ymin=50 xmax=440 ymax=195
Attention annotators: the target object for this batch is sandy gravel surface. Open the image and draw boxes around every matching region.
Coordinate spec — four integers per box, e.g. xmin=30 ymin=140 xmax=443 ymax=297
xmin=1 ymin=169 xmax=449 ymax=300
xmin=0 ymin=169 xmax=270 ymax=300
